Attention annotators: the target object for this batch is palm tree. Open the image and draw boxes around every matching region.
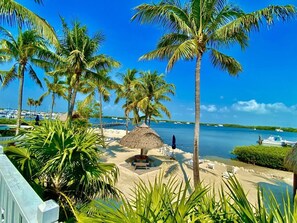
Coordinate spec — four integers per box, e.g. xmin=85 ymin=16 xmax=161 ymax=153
xmin=115 ymin=69 xmax=138 ymax=133
xmin=133 ymin=0 xmax=295 ymax=185
xmin=54 ymin=19 xmax=119 ymax=122
xmin=27 ymin=98 xmax=34 ymax=118
xmin=135 ymin=70 xmax=175 ymax=126
xmin=33 ymin=99 xmax=41 ymax=115
xmin=84 ymin=69 xmax=118 ymax=137
xmin=0 ymin=0 xmax=58 ymax=44
xmin=39 ymin=74 xmax=66 ymax=119
xmin=0 ymin=28 xmax=51 ymax=135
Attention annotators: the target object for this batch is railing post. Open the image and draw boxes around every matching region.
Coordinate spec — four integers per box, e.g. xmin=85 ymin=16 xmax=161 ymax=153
xmin=37 ymin=200 xmax=59 ymax=223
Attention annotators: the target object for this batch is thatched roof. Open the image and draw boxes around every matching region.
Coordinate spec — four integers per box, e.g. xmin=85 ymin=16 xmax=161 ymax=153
xmin=284 ymin=145 xmax=297 ymax=173
xmin=120 ymin=123 xmax=163 ymax=149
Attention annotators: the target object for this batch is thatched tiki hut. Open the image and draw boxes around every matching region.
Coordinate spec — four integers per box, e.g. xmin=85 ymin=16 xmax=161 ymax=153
xmin=284 ymin=145 xmax=297 ymax=199
xmin=120 ymin=123 xmax=163 ymax=155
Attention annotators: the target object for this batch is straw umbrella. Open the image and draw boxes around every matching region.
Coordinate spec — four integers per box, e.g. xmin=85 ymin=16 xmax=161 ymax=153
xmin=284 ymin=145 xmax=297 ymax=199
xmin=120 ymin=123 xmax=163 ymax=155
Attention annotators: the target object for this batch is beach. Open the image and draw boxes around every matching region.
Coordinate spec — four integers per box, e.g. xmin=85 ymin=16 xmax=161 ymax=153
xmin=98 ymin=128 xmax=293 ymax=204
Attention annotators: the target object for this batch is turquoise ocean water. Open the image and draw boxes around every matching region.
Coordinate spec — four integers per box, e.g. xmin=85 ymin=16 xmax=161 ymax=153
xmin=90 ymin=118 xmax=297 ymax=159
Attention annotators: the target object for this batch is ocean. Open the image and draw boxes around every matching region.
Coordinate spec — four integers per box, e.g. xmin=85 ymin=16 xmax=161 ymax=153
xmin=90 ymin=118 xmax=297 ymax=159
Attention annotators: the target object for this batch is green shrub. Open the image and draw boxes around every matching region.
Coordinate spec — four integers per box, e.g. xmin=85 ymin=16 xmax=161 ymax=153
xmin=232 ymin=145 xmax=292 ymax=170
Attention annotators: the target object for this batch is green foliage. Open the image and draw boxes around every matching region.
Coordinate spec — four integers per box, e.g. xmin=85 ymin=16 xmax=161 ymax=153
xmin=232 ymin=145 xmax=292 ymax=170
xmin=0 ymin=118 xmax=16 ymax=125
xmin=77 ymin=100 xmax=100 ymax=119
xmin=5 ymin=120 xmax=119 ymax=221
xmin=70 ymin=174 xmax=297 ymax=223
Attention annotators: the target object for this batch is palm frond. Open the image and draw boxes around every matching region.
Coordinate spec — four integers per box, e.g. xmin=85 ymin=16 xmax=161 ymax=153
xmin=210 ymin=49 xmax=242 ymax=75
xmin=0 ymin=0 xmax=58 ymax=45
xmin=132 ymin=3 xmax=193 ymax=34
xmin=27 ymin=64 xmax=43 ymax=88
xmin=0 ymin=64 xmax=17 ymax=87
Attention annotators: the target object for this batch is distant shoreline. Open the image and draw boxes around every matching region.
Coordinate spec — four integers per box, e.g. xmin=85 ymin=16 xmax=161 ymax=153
xmin=103 ymin=116 xmax=297 ymax=133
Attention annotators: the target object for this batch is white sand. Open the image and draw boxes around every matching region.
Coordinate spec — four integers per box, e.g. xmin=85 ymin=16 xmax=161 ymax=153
xmin=97 ymin=128 xmax=293 ymax=204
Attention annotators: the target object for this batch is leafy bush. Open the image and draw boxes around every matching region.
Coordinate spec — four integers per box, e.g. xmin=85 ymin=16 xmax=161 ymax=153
xmin=4 ymin=120 xmax=119 ymax=221
xmin=232 ymin=145 xmax=292 ymax=170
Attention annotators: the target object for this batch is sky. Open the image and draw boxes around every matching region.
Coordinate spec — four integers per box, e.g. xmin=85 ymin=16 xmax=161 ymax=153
xmin=0 ymin=0 xmax=297 ymax=127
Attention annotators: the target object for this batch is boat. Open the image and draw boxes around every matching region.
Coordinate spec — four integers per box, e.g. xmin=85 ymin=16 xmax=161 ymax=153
xmin=275 ymin=128 xmax=284 ymax=132
xmin=261 ymin=135 xmax=296 ymax=147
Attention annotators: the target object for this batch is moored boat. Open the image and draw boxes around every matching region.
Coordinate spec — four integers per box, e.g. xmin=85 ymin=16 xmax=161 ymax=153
xmin=261 ymin=135 xmax=296 ymax=147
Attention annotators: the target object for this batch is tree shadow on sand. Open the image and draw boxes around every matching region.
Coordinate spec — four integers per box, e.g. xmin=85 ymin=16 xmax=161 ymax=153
xmin=173 ymin=152 xmax=194 ymax=194
xmin=99 ymin=145 xmax=128 ymax=160
xmin=258 ymin=179 xmax=293 ymax=210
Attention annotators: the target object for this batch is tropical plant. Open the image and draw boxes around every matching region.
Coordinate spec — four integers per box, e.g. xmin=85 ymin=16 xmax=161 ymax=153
xmin=0 ymin=0 xmax=58 ymax=44
xmin=5 ymin=120 xmax=119 ymax=220
xmin=0 ymin=28 xmax=51 ymax=135
xmin=135 ymin=70 xmax=175 ymax=126
xmin=69 ymin=175 xmax=297 ymax=223
xmin=115 ymin=69 xmax=139 ymax=133
xmin=133 ymin=0 xmax=296 ymax=185
xmin=84 ymin=68 xmax=118 ymax=137
xmin=76 ymin=99 xmax=100 ymax=119
xmin=27 ymin=97 xmax=34 ymax=118
xmin=53 ymin=19 xmax=120 ymax=122
xmin=39 ymin=74 xmax=66 ymax=119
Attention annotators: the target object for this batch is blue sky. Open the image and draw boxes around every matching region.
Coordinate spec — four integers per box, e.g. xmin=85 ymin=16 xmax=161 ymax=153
xmin=0 ymin=0 xmax=297 ymax=127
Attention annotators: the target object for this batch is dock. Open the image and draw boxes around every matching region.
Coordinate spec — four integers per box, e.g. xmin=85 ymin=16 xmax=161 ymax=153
xmin=92 ymin=122 xmax=126 ymax=128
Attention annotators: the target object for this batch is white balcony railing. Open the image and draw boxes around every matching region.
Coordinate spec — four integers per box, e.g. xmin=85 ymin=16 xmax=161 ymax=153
xmin=0 ymin=146 xmax=59 ymax=223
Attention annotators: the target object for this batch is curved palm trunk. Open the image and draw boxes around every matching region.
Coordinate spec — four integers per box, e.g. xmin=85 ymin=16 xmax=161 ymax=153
xmin=125 ymin=100 xmax=128 ymax=135
xmin=98 ymin=91 xmax=104 ymax=137
xmin=16 ymin=66 xmax=25 ymax=135
xmin=193 ymin=54 xmax=202 ymax=186
xmin=67 ymin=87 xmax=72 ymax=119
xmin=50 ymin=93 xmax=55 ymax=120
xmin=68 ymin=80 xmax=79 ymax=122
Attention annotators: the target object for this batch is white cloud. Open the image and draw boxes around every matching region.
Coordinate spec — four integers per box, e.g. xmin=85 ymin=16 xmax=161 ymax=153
xmin=219 ymin=106 xmax=229 ymax=113
xmin=201 ymin=105 xmax=217 ymax=112
xmin=232 ymin=99 xmax=297 ymax=114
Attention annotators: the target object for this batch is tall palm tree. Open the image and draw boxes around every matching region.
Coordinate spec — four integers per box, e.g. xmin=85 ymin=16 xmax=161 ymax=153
xmin=135 ymin=70 xmax=175 ymax=126
xmin=54 ymin=19 xmax=119 ymax=122
xmin=0 ymin=0 xmax=58 ymax=44
xmin=115 ymin=69 xmax=138 ymax=133
xmin=27 ymin=97 xmax=34 ymax=118
xmin=133 ymin=0 xmax=295 ymax=185
xmin=0 ymin=28 xmax=51 ymax=135
xmin=84 ymin=69 xmax=118 ymax=137
xmin=39 ymin=74 xmax=66 ymax=119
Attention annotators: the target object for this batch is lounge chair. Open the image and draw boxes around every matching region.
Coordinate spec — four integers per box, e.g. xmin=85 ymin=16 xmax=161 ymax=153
xmin=185 ymin=158 xmax=205 ymax=168
xmin=222 ymin=165 xmax=239 ymax=179
xmin=207 ymin=162 xmax=215 ymax=169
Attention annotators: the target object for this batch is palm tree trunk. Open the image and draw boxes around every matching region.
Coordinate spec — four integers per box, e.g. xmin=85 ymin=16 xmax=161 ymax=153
xmin=50 ymin=93 xmax=55 ymax=120
xmin=68 ymin=80 xmax=79 ymax=122
xmin=293 ymin=173 xmax=297 ymax=199
xmin=16 ymin=66 xmax=25 ymax=135
xmin=193 ymin=54 xmax=202 ymax=186
xmin=67 ymin=87 xmax=72 ymax=119
xmin=125 ymin=100 xmax=128 ymax=135
xmin=99 ymin=91 xmax=104 ymax=137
